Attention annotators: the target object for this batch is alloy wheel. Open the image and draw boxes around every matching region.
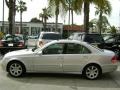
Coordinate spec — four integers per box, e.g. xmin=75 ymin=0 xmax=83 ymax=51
xmin=8 ymin=62 xmax=24 ymax=77
xmin=84 ymin=65 xmax=100 ymax=80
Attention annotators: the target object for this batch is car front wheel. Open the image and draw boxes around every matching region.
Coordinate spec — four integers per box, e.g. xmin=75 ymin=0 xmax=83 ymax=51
xmin=7 ymin=61 xmax=25 ymax=77
xmin=83 ymin=64 xmax=101 ymax=80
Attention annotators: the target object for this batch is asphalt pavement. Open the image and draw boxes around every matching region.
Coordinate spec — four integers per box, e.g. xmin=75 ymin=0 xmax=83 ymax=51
xmin=0 ymin=65 xmax=120 ymax=90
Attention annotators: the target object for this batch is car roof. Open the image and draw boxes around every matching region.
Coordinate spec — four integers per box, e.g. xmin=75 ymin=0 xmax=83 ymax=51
xmin=39 ymin=39 xmax=101 ymax=53
xmin=44 ymin=39 xmax=88 ymax=47
xmin=40 ymin=32 xmax=60 ymax=34
xmin=72 ymin=32 xmax=100 ymax=35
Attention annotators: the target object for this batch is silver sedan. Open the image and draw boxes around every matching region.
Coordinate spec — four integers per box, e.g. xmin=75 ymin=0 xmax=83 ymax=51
xmin=1 ymin=40 xmax=118 ymax=80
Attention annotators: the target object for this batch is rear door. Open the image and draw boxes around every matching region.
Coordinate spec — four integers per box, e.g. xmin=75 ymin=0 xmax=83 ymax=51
xmin=63 ymin=43 xmax=91 ymax=72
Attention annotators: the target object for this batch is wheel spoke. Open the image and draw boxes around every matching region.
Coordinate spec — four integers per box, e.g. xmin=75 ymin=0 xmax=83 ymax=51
xmin=94 ymin=68 xmax=98 ymax=72
xmin=91 ymin=66 xmax=94 ymax=70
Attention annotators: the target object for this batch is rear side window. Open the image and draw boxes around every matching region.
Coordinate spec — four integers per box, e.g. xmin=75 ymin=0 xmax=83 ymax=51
xmin=65 ymin=43 xmax=91 ymax=54
xmin=42 ymin=33 xmax=62 ymax=40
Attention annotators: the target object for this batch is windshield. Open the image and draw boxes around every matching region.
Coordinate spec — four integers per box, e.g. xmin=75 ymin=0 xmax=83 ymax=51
xmin=42 ymin=33 xmax=62 ymax=40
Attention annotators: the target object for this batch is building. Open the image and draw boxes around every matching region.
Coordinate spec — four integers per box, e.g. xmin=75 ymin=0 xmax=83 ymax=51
xmin=63 ymin=25 xmax=84 ymax=38
xmin=0 ymin=21 xmax=63 ymax=35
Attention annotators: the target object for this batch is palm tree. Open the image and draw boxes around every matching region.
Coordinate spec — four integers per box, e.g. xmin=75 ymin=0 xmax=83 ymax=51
xmin=16 ymin=0 xmax=27 ymax=34
xmin=97 ymin=15 xmax=110 ymax=33
xmin=110 ymin=26 xmax=117 ymax=34
xmin=39 ymin=13 xmax=44 ymax=23
xmin=95 ymin=0 xmax=112 ymax=34
xmin=74 ymin=0 xmax=111 ymax=34
xmin=90 ymin=16 xmax=110 ymax=33
xmin=5 ymin=0 xmax=16 ymax=34
xmin=89 ymin=18 xmax=98 ymax=32
xmin=30 ymin=17 xmax=42 ymax=23
xmin=39 ymin=7 xmax=52 ymax=31
xmin=65 ymin=0 xmax=75 ymax=30
xmin=48 ymin=0 xmax=67 ymax=32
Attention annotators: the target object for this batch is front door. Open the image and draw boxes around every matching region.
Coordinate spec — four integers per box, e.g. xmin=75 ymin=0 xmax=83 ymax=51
xmin=34 ymin=43 xmax=65 ymax=72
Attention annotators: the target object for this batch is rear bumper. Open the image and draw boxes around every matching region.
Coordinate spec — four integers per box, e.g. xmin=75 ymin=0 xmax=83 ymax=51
xmin=102 ymin=64 xmax=118 ymax=73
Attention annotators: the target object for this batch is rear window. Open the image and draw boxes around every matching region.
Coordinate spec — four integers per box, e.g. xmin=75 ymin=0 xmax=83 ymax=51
xmin=42 ymin=33 xmax=62 ymax=40
xmin=4 ymin=35 xmax=23 ymax=41
xmin=84 ymin=34 xmax=105 ymax=43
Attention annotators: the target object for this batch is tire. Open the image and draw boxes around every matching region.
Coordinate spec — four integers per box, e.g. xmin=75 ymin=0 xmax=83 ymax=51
xmin=7 ymin=61 xmax=25 ymax=77
xmin=83 ymin=64 xmax=101 ymax=80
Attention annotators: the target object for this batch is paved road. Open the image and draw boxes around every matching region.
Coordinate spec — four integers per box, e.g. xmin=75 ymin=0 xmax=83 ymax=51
xmin=0 ymin=64 xmax=120 ymax=90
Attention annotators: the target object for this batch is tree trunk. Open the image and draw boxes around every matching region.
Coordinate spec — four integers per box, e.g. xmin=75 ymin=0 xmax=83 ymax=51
xmin=44 ymin=18 xmax=47 ymax=31
xmin=13 ymin=0 xmax=16 ymax=34
xmin=2 ymin=0 xmax=4 ymax=33
xmin=55 ymin=8 xmax=59 ymax=32
xmin=84 ymin=1 xmax=89 ymax=34
xmin=99 ymin=10 xmax=103 ymax=34
xmin=20 ymin=11 xmax=22 ymax=34
xmin=68 ymin=3 xmax=71 ymax=36
xmin=71 ymin=9 xmax=74 ymax=31
xmin=5 ymin=0 xmax=16 ymax=35
xmin=55 ymin=15 xmax=58 ymax=32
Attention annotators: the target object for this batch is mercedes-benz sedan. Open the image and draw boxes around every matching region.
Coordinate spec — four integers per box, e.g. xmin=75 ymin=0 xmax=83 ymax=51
xmin=1 ymin=40 xmax=118 ymax=80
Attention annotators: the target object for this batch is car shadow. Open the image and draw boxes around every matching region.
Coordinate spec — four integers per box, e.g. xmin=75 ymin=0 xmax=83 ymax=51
xmin=6 ymin=71 xmax=120 ymax=88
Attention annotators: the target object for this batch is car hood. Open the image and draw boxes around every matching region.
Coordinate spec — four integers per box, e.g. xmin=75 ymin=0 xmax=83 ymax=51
xmin=4 ymin=49 xmax=34 ymax=58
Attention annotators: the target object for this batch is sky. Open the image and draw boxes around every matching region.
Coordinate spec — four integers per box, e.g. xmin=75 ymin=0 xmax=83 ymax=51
xmin=0 ymin=0 xmax=120 ymax=27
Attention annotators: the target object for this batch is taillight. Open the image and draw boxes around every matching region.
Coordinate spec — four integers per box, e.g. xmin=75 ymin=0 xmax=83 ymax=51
xmin=18 ymin=42 xmax=24 ymax=47
xmin=111 ymin=55 xmax=118 ymax=63
xmin=0 ymin=41 xmax=3 ymax=47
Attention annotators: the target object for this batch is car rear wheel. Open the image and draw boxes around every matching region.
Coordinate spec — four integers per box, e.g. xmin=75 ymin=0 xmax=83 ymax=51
xmin=7 ymin=61 xmax=25 ymax=77
xmin=83 ymin=64 xmax=101 ymax=80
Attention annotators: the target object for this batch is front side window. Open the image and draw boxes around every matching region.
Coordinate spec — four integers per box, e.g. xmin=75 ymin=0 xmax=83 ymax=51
xmin=42 ymin=43 xmax=64 ymax=55
xmin=65 ymin=43 xmax=91 ymax=54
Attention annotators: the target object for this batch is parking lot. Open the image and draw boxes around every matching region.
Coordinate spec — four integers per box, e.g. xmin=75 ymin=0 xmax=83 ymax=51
xmin=0 ymin=39 xmax=120 ymax=90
